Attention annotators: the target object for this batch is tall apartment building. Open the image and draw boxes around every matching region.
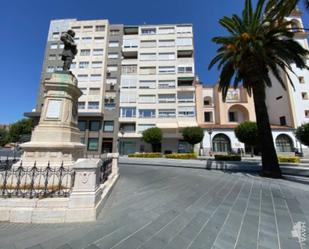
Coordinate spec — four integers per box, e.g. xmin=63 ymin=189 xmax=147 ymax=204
xmin=26 ymin=19 xmax=122 ymax=155
xmin=119 ymin=24 xmax=197 ymax=154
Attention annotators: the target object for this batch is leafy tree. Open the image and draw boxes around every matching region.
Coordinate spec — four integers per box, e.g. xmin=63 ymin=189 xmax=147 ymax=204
xmin=7 ymin=118 xmax=34 ymax=143
xmin=0 ymin=128 xmax=8 ymax=147
xmin=182 ymin=127 xmax=204 ymax=152
xmin=235 ymin=122 xmax=258 ymax=157
xmin=209 ymin=0 xmax=309 ymax=178
xmin=295 ymin=123 xmax=309 ymax=146
xmin=142 ymin=127 xmax=163 ymax=152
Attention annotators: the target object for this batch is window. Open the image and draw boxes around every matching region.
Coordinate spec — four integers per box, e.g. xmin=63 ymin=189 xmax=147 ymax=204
xmin=158 ymin=40 xmax=175 ymax=47
xmin=74 ymin=37 xmax=80 ymax=43
xmin=92 ymin=61 xmax=102 ymax=68
xmin=158 ymin=109 xmax=176 ymax=118
xmin=120 ymin=107 xmax=136 ymax=118
xmin=299 ymin=76 xmax=305 ymax=84
xmin=229 ymin=112 xmax=237 ymax=122
xmin=59 ymin=44 xmax=64 ymax=49
xmin=139 ymin=95 xmax=156 ymax=103
xmin=122 ymin=65 xmax=137 ymax=75
xmin=78 ymin=102 xmax=85 ymax=110
xmin=120 ymin=124 xmax=135 ymax=133
xmin=158 ymin=27 xmax=175 ymax=34
xmin=108 ymin=53 xmax=119 ymax=59
xmin=48 ymin=54 xmax=57 ymax=60
xmin=176 ymin=38 xmax=193 ymax=46
xmin=78 ymin=121 xmax=87 ymax=131
xmin=103 ymin=121 xmax=114 ymax=132
xmin=82 ymin=37 xmax=92 ymax=43
xmin=302 ymin=92 xmax=308 ymax=100
xmin=276 ymin=96 xmax=283 ymax=100
xmin=123 ymin=39 xmax=138 ymax=48
xmin=158 ymin=66 xmax=175 ymax=74
xmin=80 ymin=49 xmax=91 ymax=56
xmin=71 ymin=26 xmax=81 ymax=30
xmin=95 ymin=25 xmax=105 ymax=32
xmin=80 ymin=88 xmax=87 ymax=95
xmin=93 ymin=49 xmax=103 ymax=56
xmin=88 ymin=102 xmax=99 ymax=110
xmin=178 ymin=107 xmax=195 ymax=117
xmin=213 ymin=134 xmax=231 ymax=152
xmin=71 ymin=62 xmax=76 ymax=69
xmin=176 ymin=25 xmax=192 ymax=34
xmin=107 ymin=78 xmax=117 ymax=85
xmin=276 ymin=134 xmax=293 ymax=152
xmin=178 ymin=65 xmax=193 ymax=74
xmin=139 ymin=109 xmax=156 ymax=118
xmin=50 ymin=43 xmax=58 ymax=49
xmin=110 ymin=29 xmax=119 ymax=35
xmin=121 ymin=77 xmax=137 ymax=88
xmin=158 ymin=94 xmax=176 ymax=103
xmin=56 ymin=66 xmax=62 ymax=71
xmin=90 ymin=74 xmax=102 ymax=81
xmin=79 ymin=61 xmax=89 ymax=69
xmin=89 ymin=88 xmax=100 ymax=95
xmin=94 ymin=37 xmax=104 ymax=43
xmin=158 ymin=53 xmax=175 ymax=61
xmin=280 ymin=116 xmax=287 ymax=126
xmin=140 ymin=40 xmax=156 ymax=48
xmin=141 ymin=28 xmax=156 ymax=35
xmin=88 ymin=138 xmax=99 ymax=151
xmin=46 ymin=66 xmax=54 ymax=73
xmin=83 ymin=25 xmax=93 ymax=31
xmin=178 ymin=92 xmax=194 ymax=103
xmin=89 ymin=121 xmax=101 ymax=131
xmin=204 ymin=97 xmax=212 ymax=106
xmin=139 ymin=80 xmax=156 ymax=89
xmin=107 ymin=65 xmax=118 ymax=72
xmin=52 ymin=32 xmax=60 ymax=39
xmin=120 ymin=91 xmax=137 ymax=103
xmin=109 ymin=41 xmax=119 ymax=47
xmin=158 ymin=80 xmax=176 ymax=89
xmin=204 ymin=112 xmax=213 ymax=122
xmin=140 ymin=53 xmax=156 ymax=61
xmin=138 ymin=124 xmax=156 ymax=133
xmin=140 ymin=67 xmax=156 ymax=75
xmin=305 ymin=110 xmax=309 ymax=118
xmin=77 ymin=74 xmax=88 ymax=81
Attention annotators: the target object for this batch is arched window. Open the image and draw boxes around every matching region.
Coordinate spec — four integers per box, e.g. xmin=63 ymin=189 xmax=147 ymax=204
xmin=276 ymin=134 xmax=294 ymax=152
xmin=212 ymin=134 xmax=231 ymax=153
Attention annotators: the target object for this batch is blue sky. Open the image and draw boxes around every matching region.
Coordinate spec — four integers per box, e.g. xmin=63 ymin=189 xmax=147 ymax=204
xmin=0 ymin=0 xmax=308 ymax=124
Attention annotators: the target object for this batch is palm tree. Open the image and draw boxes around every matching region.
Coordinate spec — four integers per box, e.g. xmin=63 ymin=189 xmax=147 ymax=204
xmin=209 ymin=0 xmax=309 ymax=178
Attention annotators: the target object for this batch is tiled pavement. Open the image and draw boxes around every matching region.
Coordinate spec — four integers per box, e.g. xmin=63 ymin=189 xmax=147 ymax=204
xmin=0 ymin=164 xmax=309 ymax=249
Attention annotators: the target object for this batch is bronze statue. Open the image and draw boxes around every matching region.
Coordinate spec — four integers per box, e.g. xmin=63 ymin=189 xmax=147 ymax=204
xmin=60 ymin=30 xmax=77 ymax=72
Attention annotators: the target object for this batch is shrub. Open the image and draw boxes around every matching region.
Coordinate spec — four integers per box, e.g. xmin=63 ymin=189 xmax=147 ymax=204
xmin=165 ymin=153 xmax=197 ymax=159
xmin=128 ymin=153 xmax=163 ymax=158
xmin=295 ymin=123 xmax=309 ymax=146
xmin=278 ymin=156 xmax=300 ymax=164
xmin=214 ymin=155 xmax=242 ymax=161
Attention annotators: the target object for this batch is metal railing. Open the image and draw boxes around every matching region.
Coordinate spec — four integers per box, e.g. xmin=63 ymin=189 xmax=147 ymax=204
xmin=0 ymin=162 xmax=75 ymax=199
xmin=100 ymin=158 xmax=112 ymax=184
xmin=0 ymin=158 xmax=19 ymax=171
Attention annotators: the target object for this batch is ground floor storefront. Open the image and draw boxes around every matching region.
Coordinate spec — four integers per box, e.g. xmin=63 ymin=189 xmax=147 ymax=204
xmin=201 ymin=127 xmax=307 ymax=157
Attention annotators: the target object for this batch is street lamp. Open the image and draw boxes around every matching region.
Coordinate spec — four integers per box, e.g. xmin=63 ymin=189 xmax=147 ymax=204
xmin=119 ymin=128 xmax=125 ymax=156
xmin=207 ymin=128 xmax=213 ymax=156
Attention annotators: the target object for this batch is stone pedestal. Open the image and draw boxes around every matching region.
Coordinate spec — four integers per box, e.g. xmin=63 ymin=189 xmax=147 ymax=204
xmin=19 ymin=72 xmax=85 ymax=167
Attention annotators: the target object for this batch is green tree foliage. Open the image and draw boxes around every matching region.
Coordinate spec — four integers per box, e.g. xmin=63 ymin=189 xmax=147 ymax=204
xmin=235 ymin=122 xmax=258 ymax=157
xmin=295 ymin=123 xmax=309 ymax=146
xmin=209 ymin=0 xmax=308 ymax=178
xmin=0 ymin=128 xmax=8 ymax=147
xmin=7 ymin=118 xmax=34 ymax=143
xmin=182 ymin=127 xmax=204 ymax=152
xmin=142 ymin=127 xmax=163 ymax=152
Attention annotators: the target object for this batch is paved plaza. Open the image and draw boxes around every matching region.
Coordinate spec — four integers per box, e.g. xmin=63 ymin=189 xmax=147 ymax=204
xmin=0 ymin=163 xmax=309 ymax=249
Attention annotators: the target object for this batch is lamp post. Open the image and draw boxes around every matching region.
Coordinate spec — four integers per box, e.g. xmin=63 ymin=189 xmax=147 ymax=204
xmin=207 ymin=128 xmax=213 ymax=156
xmin=119 ymin=128 xmax=125 ymax=156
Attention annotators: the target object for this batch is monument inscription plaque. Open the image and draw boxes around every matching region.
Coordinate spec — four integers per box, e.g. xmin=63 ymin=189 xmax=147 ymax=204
xmin=46 ymin=100 xmax=62 ymax=119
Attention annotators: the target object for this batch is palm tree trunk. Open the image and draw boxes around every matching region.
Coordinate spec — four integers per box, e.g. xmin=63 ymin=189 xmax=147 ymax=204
xmin=252 ymin=83 xmax=282 ymax=178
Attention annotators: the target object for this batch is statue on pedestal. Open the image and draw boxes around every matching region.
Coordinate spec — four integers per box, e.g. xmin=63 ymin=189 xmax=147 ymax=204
xmin=61 ymin=30 xmax=77 ymax=72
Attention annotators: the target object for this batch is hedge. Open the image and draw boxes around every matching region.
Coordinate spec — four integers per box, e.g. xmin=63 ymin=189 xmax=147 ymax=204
xmin=165 ymin=153 xmax=197 ymax=159
xmin=214 ymin=155 xmax=242 ymax=161
xmin=128 ymin=153 xmax=163 ymax=158
xmin=278 ymin=156 xmax=300 ymax=164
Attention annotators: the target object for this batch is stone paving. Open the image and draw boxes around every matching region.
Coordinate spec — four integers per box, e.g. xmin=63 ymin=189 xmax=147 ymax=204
xmin=0 ymin=163 xmax=309 ymax=249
